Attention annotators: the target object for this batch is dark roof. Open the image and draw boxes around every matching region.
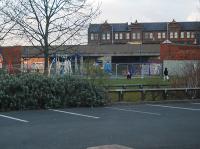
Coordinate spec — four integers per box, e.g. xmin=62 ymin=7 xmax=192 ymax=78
xmin=111 ymin=23 xmax=129 ymax=32
xmin=179 ymin=22 xmax=200 ymax=30
xmin=89 ymin=23 xmax=129 ymax=33
xmin=142 ymin=22 xmax=167 ymax=31
xmin=88 ymin=24 xmax=101 ymax=32
xmin=89 ymin=22 xmax=200 ymax=32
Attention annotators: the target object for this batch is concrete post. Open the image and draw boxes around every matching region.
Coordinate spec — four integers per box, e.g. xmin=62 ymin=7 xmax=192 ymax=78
xmin=75 ymin=56 xmax=78 ymax=74
xmin=80 ymin=56 xmax=83 ymax=75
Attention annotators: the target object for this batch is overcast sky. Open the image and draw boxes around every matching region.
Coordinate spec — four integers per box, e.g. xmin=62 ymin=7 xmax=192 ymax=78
xmin=92 ymin=0 xmax=200 ymax=23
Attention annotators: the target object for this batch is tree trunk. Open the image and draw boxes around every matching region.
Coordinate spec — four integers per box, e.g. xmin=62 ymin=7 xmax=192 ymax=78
xmin=44 ymin=47 xmax=49 ymax=76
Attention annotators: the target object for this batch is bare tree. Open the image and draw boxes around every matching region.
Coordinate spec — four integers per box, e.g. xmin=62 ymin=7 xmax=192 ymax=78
xmin=0 ymin=0 xmax=100 ymax=75
xmin=171 ymin=62 xmax=200 ymax=98
xmin=0 ymin=15 xmax=16 ymax=45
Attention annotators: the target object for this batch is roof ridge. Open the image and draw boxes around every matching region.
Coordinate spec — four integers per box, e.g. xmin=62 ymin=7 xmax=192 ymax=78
xmin=89 ymin=22 xmax=200 ymax=32
xmin=90 ymin=21 xmax=200 ymax=25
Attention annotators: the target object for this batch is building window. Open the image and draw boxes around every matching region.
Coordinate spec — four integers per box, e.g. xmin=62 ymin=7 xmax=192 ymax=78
xmin=115 ymin=33 xmax=118 ymax=40
xmin=145 ymin=33 xmax=148 ymax=39
xmin=107 ymin=32 xmax=110 ymax=40
xmin=132 ymin=33 xmax=136 ymax=39
xmin=162 ymin=32 xmax=166 ymax=39
xmin=126 ymin=33 xmax=130 ymax=39
xmin=191 ymin=32 xmax=195 ymax=38
xmin=158 ymin=33 xmax=161 ymax=39
xmin=149 ymin=33 xmax=153 ymax=39
xmin=180 ymin=32 xmax=184 ymax=38
xmin=102 ymin=33 xmax=106 ymax=40
xmin=170 ymin=32 xmax=173 ymax=39
xmin=119 ymin=33 xmax=123 ymax=39
xmin=187 ymin=32 xmax=190 ymax=38
xmin=137 ymin=33 xmax=141 ymax=39
xmin=174 ymin=32 xmax=178 ymax=39
xmin=91 ymin=33 xmax=94 ymax=40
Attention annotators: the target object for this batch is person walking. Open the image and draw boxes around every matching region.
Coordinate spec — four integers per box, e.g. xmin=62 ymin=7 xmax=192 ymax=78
xmin=163 ymin=67 xmax=169 ymax=81
xmin=127 ymin=71 xmax=132 ymax=80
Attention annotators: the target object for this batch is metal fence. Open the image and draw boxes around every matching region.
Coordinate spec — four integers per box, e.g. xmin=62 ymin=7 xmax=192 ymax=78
xmin=111 ymin=63 xmax=163 ymax=78
xmin=1 ymin=62 xmax=163 ymax=78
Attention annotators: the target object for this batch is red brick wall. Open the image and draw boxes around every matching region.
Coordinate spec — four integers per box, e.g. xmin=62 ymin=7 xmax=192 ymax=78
xmin=1 ymin=46 xmax=22 ymax=73
xmin=160 ymin=44 xmax=200 ymax=60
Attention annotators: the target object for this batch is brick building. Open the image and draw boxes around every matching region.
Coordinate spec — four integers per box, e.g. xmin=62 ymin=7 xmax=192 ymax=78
xmin=1 ymin=20 xmax=199 ymax=76
xmin=0 ymin=46 xmax=22 ymax=73
xmin=160 ymin=44 xmax=200 ymax=60
xmin=88 ymin=20 xmax=200 ymax=45
xmin=160 ymin=43 xmax=200 ymax=75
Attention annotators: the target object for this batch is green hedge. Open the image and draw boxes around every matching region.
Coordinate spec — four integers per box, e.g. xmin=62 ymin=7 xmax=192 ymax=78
xmin=0 ymin=71 xmax=106 ymax=111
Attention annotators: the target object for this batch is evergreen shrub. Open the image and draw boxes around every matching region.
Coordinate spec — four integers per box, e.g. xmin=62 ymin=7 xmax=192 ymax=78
xmin=0 ymin=71 xmax=106 ymax=111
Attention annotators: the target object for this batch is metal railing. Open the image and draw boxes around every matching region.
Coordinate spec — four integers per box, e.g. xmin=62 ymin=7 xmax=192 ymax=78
xmin=108 ymin=87 xmax=200 ymax=101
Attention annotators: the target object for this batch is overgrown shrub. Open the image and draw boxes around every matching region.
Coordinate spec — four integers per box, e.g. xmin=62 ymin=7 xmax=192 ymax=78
xmin=171 ymin=62 xmax=200 ymax=99
xmin=0 ymin=71 xmax=106 ymax=111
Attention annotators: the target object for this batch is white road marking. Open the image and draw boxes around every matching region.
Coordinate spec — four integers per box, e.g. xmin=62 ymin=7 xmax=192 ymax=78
xmin=191 ymin=103 xmax=200 ymax=105
xmin=49 ymin=109 xmax=100 ymax=119
xmin=87 ymin=144 xmax=134 ymax=149
xmin=147 ymin=104 xmax=200 ymax=111
xmin=0 ymin=114 xmax=29 ymax=123
xmin=106 ymin=107 xmax=161 ymax=116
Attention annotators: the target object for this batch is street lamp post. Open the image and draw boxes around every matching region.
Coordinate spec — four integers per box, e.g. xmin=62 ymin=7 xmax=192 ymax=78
xmin=139 ymin=43 xmax=142 ymax=63
xmin=167 ymin=22 xmax=169 ymax=41
xmin=163 ymin=22 xmax=172 ymax=44
xmin=115 ymin=64 xmax=118 ymax=78
xmin=111 ymin=25 xmax=114 ymax=44
xmin=139 ymin=43 xmax=144 ymax=78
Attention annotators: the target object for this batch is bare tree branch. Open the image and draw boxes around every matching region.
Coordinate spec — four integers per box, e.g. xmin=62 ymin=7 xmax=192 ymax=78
xmin=0 ymin=0 xmax=100 ymax=74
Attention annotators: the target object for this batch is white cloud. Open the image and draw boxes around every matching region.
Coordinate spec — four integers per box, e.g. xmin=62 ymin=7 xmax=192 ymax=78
xmin=92 ymin=0 xmax=200 ymax=23
xmin=187 ymin=12 xmax=200 ymax=21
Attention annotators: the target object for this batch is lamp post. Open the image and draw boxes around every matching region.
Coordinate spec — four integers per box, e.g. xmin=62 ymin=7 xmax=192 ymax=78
xmin=111 ymin=24 xmax=114 ymax=44
xmin=139 ymin=43 xmax=142 ymax=63
xmin=115 ymin=64 xmax=118 ymax=78
xmin=139 ymin=43 xmax=143 ymax=78
xmin=163 ymin=22 xmax=172 ymax=44
xmin=167 ymin=22 xmax=169 ymax=41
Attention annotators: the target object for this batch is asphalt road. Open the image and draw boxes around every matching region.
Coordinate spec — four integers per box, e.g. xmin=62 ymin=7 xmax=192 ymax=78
xmin=0 ymin=102 xmax=200 ymax=149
